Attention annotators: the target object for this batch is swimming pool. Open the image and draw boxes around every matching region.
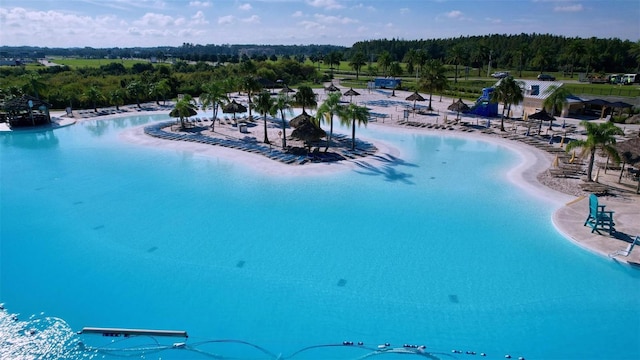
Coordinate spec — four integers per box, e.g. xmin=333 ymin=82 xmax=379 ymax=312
xmin=1 ymin=114 xmax=639 ymax=359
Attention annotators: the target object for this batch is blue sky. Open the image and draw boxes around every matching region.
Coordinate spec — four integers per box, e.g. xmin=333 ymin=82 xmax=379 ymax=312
xmin=1 ymin=0 xmax=638 ymax=48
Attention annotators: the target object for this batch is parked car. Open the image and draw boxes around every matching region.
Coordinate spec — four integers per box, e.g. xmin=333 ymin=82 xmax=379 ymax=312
xmin=621 ymin=73 xmax=639 ymax=85
xmin=537 ymin=74 xmax=556 ymax=81
xmin=491 ymin=71 xmax=510 ymax=79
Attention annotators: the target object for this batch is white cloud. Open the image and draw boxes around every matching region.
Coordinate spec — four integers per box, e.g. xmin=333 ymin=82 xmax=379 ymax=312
xmin=485 ymin=17 xmax=502 ymax=24
xmin=239 ymin=3 xmax=252 ymax=11
xmin=307 ymin=0 xmax=344 ymax=10
xmin=292 ymin=10 xmax=304 ymax=17
xmin=189 ymin=1 xmax=211 ymax=7
xmin=133 ymin=13 xmax=178 ymax=27
xmin=313 ymin=14 xmax=357 ymax=25
xmin=218 ymin=15 xmax=235 ymax=25
xmin=446 ymin=10 xmax=463 ymax=19
xmin=242 ymin=15 xmax=260 ymax=24
xmin=191 ymin=10 xmax=209 ymax=25
xmin=554 ymin=4 xmax=584 ymax=12
xmin=298 ymin=20 xmax=325 ymax=30
xmin=178 ymin=28 xmax=206 ymax=37
xmin=352 ymin=3 xmax=375 ymax=11
xmin=400 ymin=8 xmax=410 ymax=15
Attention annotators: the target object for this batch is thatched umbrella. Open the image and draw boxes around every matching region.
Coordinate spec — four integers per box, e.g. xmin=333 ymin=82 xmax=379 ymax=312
xmin=289 ymin=111 xmax=315 ymax=129
xmin=257 ymin=78 xmax=277 ymax=93
xmin=325 ymin=83 xmax=341 ymax=93
xmin=447 ymin=98 xmax=470 ymax=121
xmin=290 ymin=116 xmax=326 ymax=151
xmin=279 ymin=86 xmax=295 ymax=95
xmin=615 ymin=137 xmax=640 ymax=193
xmin=405 ymin=91 xmax=425 ymax=110
xmin=222 ymin=100 xmax=247 ymax=121
xmin=169 ymin=106 xmax=197 ymax=129
xmin=344 ymin=88 xmax=360 ymax=103
xmin=529 ymin=109 xmax=555 ymax=135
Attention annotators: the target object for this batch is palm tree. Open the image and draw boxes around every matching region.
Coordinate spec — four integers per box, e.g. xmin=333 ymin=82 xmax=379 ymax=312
xmin=242 ymin=76 xmax=262 ymax=120
xmin=223 ymin=76 xmax=239 ymax=99
xmin=83 ymin=86 xmax=104 ymax=112
xmin=403 ymin=49 xmax=418 ymax=78
xmin=325 ymin=51 xmax=343 ymax=77
xmin=565 ymin=121 xmax=624 ymax=182
xmin=293 ymin=85 xmax=317 ymax=114
xmin=316 ymin=92 xmax=342 ymax=152
xmin=253 ymin=90 xmax=276 ymax=144
xmin=150 ymin=79 xmax=171 ymax=105
xmin=388 ymin=62 xmax=403 ymax=97
xmin=338 ymin=102 xmax=370 ymax=150
xmin=377 ymin=51 xmax=392 ymax=77
xmin=126 ymin=80 xmax=145 ymax=108
xmin=543 ymin=85 xmax=571 ymax=130
xmin=274 ymin=93 xmax=293 ymax=148
xmin=22 ymin=71 xmax=46 ymax=99
xmin=490 ymin=76 xmax=524 ymax=131
xmin=170 ymin=95 xmax=198 ymax=130
xmin=419 ymin=59 xmax=448 ymax=111
xmin=200 ymin=81 xmax=229 ymax=132
xmin=349 ymin=51 xmax=367 ymax=80
xmin=447 ymin=45 xmax=465 ymax=84
xmin=109 ymin=89 xmax=125 ymax=111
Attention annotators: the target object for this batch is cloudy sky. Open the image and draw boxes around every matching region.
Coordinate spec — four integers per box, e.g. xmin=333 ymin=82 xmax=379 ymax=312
xmin=1 ymin=0 xmax=638 ymax=48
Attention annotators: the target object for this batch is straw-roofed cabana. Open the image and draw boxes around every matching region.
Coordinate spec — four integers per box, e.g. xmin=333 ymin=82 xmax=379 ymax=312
xmin=2 ymin=95 xmax=52 ymax=127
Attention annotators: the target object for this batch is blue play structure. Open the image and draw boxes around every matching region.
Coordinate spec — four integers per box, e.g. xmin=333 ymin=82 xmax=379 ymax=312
xmin=468 ymin=87 xmax=498 ymax=117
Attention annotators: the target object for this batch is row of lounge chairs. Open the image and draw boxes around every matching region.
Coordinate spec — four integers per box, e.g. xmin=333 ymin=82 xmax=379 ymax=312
xmin=397 ymin=120 xmax=460 ymax=131
xmin=75 ymin=109 xmax=128 ymax=118
xmin=143 ymin=121 xmax=374 ymax=166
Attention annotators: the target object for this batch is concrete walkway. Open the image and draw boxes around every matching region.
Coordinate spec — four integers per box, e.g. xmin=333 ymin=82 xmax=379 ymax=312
xmin=554 ymin=194 xmax=640 ymax=265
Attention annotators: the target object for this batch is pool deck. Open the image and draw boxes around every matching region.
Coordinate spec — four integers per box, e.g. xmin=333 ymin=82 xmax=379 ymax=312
xmin=2 ymin=91 xmax=639 ymax=266
xmin=554 ymin=195 xmax=640 ymax=265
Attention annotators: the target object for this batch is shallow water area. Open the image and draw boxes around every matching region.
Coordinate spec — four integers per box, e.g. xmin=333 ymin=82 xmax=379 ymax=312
xmin=1 ymin=114 xmax=639 ymax=359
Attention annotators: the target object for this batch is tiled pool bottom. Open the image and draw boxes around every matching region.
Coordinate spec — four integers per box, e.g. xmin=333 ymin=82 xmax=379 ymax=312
xmin=1 ymin=115 xmax=639 ymax=359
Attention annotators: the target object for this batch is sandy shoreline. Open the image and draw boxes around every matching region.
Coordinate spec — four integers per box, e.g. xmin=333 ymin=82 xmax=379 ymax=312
xmin=31 ymin=90 xmax=640 ymax=265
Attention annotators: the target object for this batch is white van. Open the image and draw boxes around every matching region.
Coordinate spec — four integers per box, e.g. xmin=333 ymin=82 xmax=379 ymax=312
xmin=621 ymin=73 xmax=639 ymax=85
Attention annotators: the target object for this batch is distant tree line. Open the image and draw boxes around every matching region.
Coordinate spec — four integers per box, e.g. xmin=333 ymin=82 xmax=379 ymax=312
xmin=0 ymin=57 xmax=322 ymax=110
xmin=2 ymin=33 xmax=638 ymax=76
xmin=0 ymin=43 xmax=345 ymax=64
xmin=348 ymin=33 xmax=640 ymax=77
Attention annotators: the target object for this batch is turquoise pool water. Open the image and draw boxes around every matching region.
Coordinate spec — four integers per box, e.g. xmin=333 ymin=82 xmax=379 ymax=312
xmin=1 ymin=114 xmax=639 ymax=359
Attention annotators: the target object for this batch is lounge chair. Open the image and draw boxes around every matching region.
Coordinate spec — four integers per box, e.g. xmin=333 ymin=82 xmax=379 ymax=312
xmin=608 ymin=236 xmax=639 ymax=258
xmin=584 ymin=194 xmax=615 ymax=234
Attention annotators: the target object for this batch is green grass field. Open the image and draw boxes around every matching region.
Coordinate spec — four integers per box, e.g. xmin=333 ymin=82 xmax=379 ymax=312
xmin=49 ymin=58 xmax=151 ymax=69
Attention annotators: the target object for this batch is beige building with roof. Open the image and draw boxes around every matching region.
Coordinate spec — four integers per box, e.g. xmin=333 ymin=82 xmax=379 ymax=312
xmin=505 ymin=80 xmax=582 ymax=118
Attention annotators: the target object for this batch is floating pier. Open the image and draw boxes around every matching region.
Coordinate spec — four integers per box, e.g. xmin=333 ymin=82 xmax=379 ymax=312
xmin=80 ymin=327 xmax=188 ymax=338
